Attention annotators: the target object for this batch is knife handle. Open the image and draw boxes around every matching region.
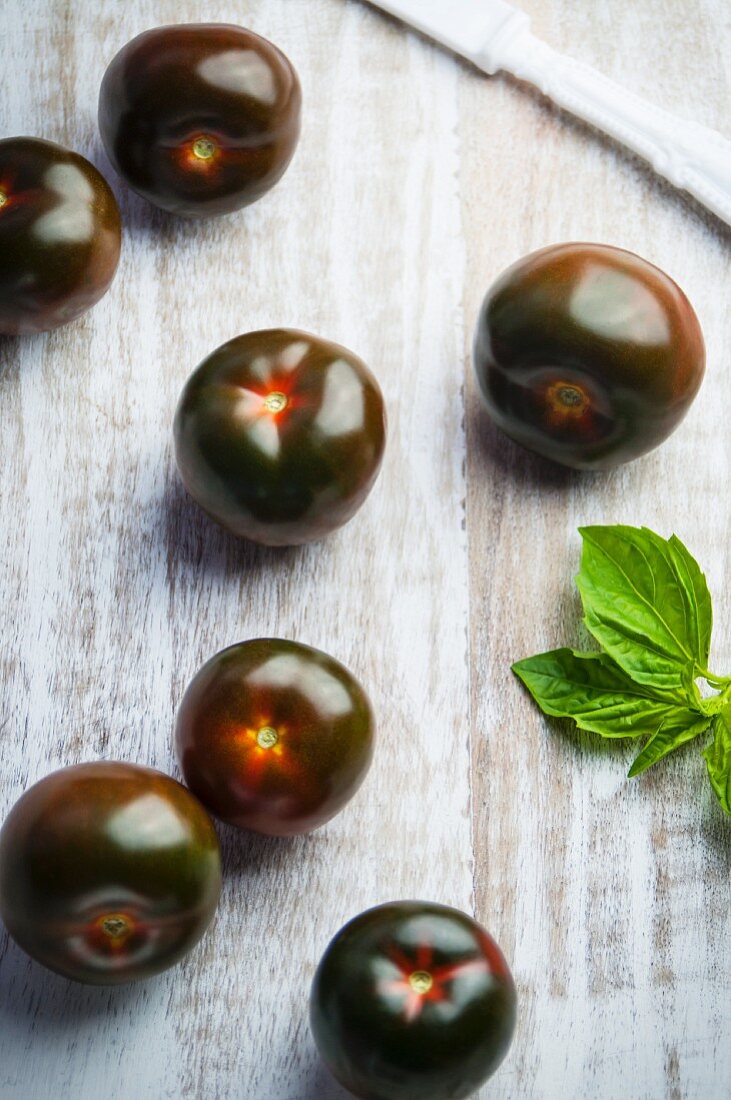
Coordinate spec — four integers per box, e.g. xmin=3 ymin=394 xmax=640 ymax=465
xmin=479 ymin=30 xmax=731 ymax=227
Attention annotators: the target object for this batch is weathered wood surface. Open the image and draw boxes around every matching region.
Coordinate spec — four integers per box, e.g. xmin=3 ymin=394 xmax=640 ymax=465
xmin=0 ymin=1 xmax=728 ymax=1097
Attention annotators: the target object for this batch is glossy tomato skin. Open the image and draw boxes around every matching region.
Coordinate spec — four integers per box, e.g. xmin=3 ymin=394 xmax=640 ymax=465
xmin=174 ymin=329 xmax=387 ymax=546
xmin=310 ymin=901 xmax=517 ymax=1100
xmin=176 ymin=639 xmax=375 ymax=836
xmin=98 ymin=24 xmax=301 ymax=217
xmin=0 ymin=137 xmax=121 ymax=335
xmin=0 ymin=762 xmax=222 ymax=985
xmin=473 ymin=243 xmax=705 ymax=470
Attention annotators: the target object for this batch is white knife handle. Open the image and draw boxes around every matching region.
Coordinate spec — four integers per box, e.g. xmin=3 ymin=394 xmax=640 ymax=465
xmin=478 ymin=28 xmax=731 ymax=227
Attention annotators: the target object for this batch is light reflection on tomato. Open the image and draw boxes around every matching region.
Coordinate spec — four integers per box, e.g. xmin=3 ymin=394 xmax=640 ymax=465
xmin=0 ymin=137 xmax=121 ymax=335
xmin=0 ymin=762 xmax=222 ymax=985
xmin=174 ymin=329 xmax=387 ymax=546
xmin=176 ymin=639 xmax=375 ymax=836
xmin=311 ymin=902 xmax=517 ymax=1100
xmin=473 ymin=242 xmax=705 ymax=469
xmin=98 ymin=24 xmax=302 ymax=217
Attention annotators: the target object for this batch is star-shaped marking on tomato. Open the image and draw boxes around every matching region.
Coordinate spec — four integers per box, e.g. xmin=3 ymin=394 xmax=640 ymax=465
xmin=377 ymin=942 xmax=489 ymax=1022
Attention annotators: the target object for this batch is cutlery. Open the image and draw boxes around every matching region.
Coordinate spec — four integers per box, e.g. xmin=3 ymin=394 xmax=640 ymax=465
xmin=366 ymin=0 xmax=731 ymax=226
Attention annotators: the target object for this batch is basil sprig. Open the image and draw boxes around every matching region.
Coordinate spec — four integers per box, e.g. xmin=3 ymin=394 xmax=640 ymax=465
xmin=513 ymin=525 xmax=731 ymax=814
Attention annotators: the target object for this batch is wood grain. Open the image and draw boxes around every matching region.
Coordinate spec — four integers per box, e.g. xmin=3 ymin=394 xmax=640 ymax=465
xmin=0 ymin=1 xmax=728 ymax=1097
xmin=461 ymin=3 xmax=731 ymax=1099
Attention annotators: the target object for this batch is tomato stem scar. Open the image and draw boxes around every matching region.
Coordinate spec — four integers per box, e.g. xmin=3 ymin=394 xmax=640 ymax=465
xmin=408 ymin=970 xmax=433 ymax=995
xmin=0 ymin=191 xmax=7 ymax=208
xmin=263 ymin=392 xmax=288 ymax=413
xmin=545 ymin=380 xmax=590 ymax=420
xmin=256 ymin=726 xmax=279 ymax=749
xmin=100 ymin=913 xmax=132 ymax=940
xmin=192 ymin=137 xmax=217 ymax=161
xmin=557 ymin=385 xmax=584 ymax=407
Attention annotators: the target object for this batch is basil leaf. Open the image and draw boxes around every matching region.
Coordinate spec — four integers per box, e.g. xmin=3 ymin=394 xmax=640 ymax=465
xmin=628 ymin=709 xmax=711 ymax=777
xmin=576 ymin=526 xmax=710 ymax=700
xmin=516 ymin=525 xmax=730 ymax=812
xmin=665 ymin=535 xmax=712 ymax=668
xmin=512 ymin=648 xmax=683 ymax=739
xmin=703 ymin=708 xmax=731 ymax=814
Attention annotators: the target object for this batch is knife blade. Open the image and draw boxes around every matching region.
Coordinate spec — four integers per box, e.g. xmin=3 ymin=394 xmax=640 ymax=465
xmin=365 ymin=0 xmax=731 ymax=226
xmin=365 ymin=0 xmax=526 ymax=71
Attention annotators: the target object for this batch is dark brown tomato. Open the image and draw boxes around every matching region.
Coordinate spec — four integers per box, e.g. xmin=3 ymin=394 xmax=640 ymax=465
xmin=175 ymin=639 xmax=375 ymax=836
xmin=98 ymin=23 xmax=301 ymax=217
xmin=310 ymin=901 xmax=517 ymax=1100
xmin=0 ymin=137 xmax=121 ymax=335
xmin=173 ymin=329 xmax=387 ymax=546
xmin=473 ymin=243 xmax=705 ymax=469
xmin=0 ymin=762 xmax=222 ymax=985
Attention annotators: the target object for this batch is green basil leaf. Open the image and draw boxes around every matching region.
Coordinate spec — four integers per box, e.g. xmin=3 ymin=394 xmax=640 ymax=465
xmin=665 ymin=535 xmax=712 ymax=668
xmin=703 ymin=708 xmax=731 ymax=815
xmin=628 ymin=709 xmax=711 ymax=777
xmin=576 ymin=526 xmax=710 ymax=700
xmin=512 ymin=648 xmax=683 ymax=739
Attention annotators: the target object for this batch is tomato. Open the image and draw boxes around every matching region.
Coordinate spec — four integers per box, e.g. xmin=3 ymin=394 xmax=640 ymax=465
xmin=473 ymin=243 xmax=705 ymax=470
xmin=310 ymin=901 xmax=517 ymax=1100
xmin=98 ymin=24 xmax=301 ymax=217
xmin=0 ymin=137 xmax=121 ymax=335
xmin=173 ymin=329 xmax=387 ymax=546
xmin=0 ymin=762 xmax=222 ymax=985
xmin=175 ymin=639 xmax=375 ymax=836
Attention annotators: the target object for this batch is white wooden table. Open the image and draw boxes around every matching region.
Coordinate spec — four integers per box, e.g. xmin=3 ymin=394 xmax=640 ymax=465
xmin=0 ymin=1 xmax=729 ymax=1097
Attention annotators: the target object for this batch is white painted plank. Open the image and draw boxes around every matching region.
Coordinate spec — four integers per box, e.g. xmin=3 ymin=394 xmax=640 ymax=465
xmin=0 ymin=1 xmax=728 ymax=1098
xmin=461 ymin=1 xmax=731 ymax=1098
xmin=0 ymin=1 xmax=472 ymax=1097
